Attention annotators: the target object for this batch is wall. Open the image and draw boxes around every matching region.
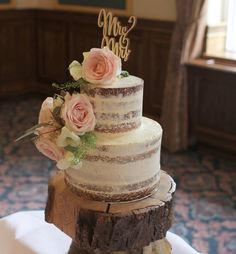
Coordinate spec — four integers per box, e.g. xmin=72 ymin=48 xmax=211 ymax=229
xmin=133 ymin=0 xmax=176 ymax=21
xmin=0 ymin=0 xmax=16 ymax=9
xmin=15 ymin=0 xmax=176 ymax=20
xmin=16 ymin=0 xmax=54 ymax=9
xmin=0 ymin=9 xmax=174 ymax=121
xmin=187 ymin=60 xmax=236 ymax=155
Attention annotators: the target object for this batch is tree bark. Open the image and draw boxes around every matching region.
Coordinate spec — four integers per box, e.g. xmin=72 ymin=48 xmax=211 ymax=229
xmin=45 ymin=171 xmax=175 ymax=252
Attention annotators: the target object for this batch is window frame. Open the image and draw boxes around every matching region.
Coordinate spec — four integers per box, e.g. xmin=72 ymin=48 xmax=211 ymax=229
xmin=204 ymin=0 xmax=236 ymax=66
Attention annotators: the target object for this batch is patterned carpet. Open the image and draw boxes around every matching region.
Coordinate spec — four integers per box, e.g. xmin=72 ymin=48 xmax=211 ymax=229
xmin=0 ymin=97 xmax=235 ymax=254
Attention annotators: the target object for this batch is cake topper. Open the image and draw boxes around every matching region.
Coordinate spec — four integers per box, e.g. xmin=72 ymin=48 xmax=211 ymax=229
xmin=97 ymin=9 xmax=137 ymax=62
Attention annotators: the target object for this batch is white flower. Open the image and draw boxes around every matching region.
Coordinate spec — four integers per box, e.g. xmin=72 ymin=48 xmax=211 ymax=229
xmin=69 ymin=60 xmax=82 ymax=81
xmin=57 ymin=127 xmax=81 ymax=147
xmin=82 ymin=52 xmax=89 ymax=62
xmin=57 ymin=151 xmax=82 ymax=170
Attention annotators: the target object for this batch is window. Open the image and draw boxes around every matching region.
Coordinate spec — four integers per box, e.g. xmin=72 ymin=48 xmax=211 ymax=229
xmin=205 ymin=0 xmax=236 ymax=61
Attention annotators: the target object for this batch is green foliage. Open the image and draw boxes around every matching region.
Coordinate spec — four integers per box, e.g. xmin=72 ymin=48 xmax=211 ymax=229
xmin=15 ymin=123 xmax=51 ymax=142
xmin=64 ymin=145 xmax=77 ymax=153
xmin=120 ymin=70 xmax=129 ymax=78
xmin=64 ymin=132 xmax=97 ymax=162
xmin=52 ymin=78 xmax=88 ymax=91
xmin=80 ymin=132 xmax=97 ymax=148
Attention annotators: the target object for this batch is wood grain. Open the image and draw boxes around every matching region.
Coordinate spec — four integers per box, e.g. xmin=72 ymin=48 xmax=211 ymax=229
xmin=187 ymin=60 xmax=236 ymax=155
xmin=45 ymin=171 xmax=175 ymax=252
xmin=0 ymin=9 xmax=174 ymax=122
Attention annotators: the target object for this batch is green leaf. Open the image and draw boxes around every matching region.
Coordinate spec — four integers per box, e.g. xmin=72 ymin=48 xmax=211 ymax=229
xmin=75 ymin=148 xmax=87 ymax=161
xmin=64 ymin=145 xmax=77 ymax=153
xmin=80 ymin=83 xmax=91 ymax=95
xmin=70 ymin=132 xmax=97 ymax=162
xmin=80 ymin=132 xmax=97 ymax=148
xmin=72 ymin=156 xmax=81 ymax=166
xmin=15 ymin=123 xmax=51 ymax=142
xmin=52 ymin=78 xmax=89 ymax=91
xmin=120 ymin=70 xmax=129 ymax=78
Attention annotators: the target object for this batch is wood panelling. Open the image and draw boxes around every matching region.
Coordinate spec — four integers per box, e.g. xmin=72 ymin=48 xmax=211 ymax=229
xmin=37 ymin=19 xmax=67 ymax=83
xmin=147 ymin=32 xmax=171 ymax=118
xmin=2 ymin=10 xmax=235 ymax=155
xmin=35 ymin=10 xmax=174 ymax=119
xmin=0 ymin=9 xmax=174 ymax=120
xmin=122 ymin=30 xmax=146 ymax=78
xmin=68 ymin=23 xmax=101 ymax=64
xmin=0 ymin=10 xmax=36 ymax=95
xmin=0 ymin=22 xmax=33 ymax=80
xmin=187 ymin=60 xmax=236 ymax=155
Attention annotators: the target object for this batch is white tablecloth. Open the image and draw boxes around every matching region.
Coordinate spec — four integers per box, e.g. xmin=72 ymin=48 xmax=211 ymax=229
xmin=0 ymin=211 xmax=202 ymax=254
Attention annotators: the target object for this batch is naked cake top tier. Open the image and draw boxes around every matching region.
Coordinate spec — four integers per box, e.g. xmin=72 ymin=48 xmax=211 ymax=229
xmin=81 ymin=75 xmax=144 ymax=134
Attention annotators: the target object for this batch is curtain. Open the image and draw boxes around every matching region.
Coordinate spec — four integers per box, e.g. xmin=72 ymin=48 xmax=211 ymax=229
xmin=161 ymin=0 xmax=208 ymax=152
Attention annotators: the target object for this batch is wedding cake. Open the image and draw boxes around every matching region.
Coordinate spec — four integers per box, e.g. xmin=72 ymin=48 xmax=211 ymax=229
xmin=65 ymin=74 xmax=163 ymax=202
xmin=17 ymin=11 xmax=175 ymax=253
xmin=20 ymin=47 xmax=161 ymax=203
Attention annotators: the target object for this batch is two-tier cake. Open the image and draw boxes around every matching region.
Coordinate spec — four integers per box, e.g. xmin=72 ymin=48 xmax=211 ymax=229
xmin=43 ymin=47 xmax=174 ymax=254
xmin=65 ymin=74 xmax=163 ymax=202
xmin=17 ymin=30 xmax=175 ymax=253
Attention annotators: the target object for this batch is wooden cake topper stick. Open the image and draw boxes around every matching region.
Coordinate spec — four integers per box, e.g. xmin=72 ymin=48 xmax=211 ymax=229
xmin=98 ymin=9 xmax=137 ymax=62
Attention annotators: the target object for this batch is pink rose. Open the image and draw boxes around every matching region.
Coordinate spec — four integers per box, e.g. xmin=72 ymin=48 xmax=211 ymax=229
xmin=38 ymin=97 xmax=59 ymax=135
xmin=82 ymin=47 xmax=121 ymax=85
xmin=61 ymin=92 xmax=96 ymax=135
xmin=35 ymin=136 xmax=64 ymax=161
xmin=39 ymin=97 xmax=53 ymax=124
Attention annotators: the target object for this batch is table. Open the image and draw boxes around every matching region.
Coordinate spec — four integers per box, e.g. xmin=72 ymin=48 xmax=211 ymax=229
xmin=0 ymin=211 xmax=202 ymax=254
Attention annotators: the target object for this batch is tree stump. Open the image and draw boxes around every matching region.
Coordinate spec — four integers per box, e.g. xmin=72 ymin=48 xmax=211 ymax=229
xmin=45 ymin=170 xmax=176 ymax=253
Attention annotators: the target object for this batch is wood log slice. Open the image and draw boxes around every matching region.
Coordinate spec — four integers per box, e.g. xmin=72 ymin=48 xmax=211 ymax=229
xmin=68 ymin=237 xmax=172 ymax=254
xmin=45 ymin=171 xmax=175 ymax=252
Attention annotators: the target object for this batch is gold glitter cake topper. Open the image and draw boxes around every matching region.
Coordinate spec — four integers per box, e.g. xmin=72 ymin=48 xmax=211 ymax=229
xmin=98 ymin=9 xmax=137 ymax=62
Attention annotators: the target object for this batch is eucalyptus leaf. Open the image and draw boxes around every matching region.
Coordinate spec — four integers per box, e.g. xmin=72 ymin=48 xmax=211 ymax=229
xmin=15 ymin=123 xmax=51 ymax=142
xmin=25 ymin=123 xmax=50 ymax=133
xmin=15 ymin=131 xmax=37 ymax=142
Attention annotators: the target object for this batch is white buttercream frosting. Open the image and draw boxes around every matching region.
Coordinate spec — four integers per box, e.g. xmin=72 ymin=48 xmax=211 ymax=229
xmin=81 ymin=75 xmax=143 ymax=133
xmin=90 ymin=75 xmax=143 ymax=88
xmin=65 ymin=117 xmax=162 ymax=200
xmin=66 ymin=75 xmax=163 ymax=201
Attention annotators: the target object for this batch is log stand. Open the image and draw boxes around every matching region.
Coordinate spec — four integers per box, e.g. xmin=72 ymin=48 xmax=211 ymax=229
xmin=45 ymin=171 xmax=176 ymax=254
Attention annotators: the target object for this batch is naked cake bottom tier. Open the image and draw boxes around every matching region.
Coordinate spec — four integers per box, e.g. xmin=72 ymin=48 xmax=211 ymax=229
xmin=45 ymin=171 xmax=176 ymax=252
xmin=65 ymin=117 xmax=163 ymax=202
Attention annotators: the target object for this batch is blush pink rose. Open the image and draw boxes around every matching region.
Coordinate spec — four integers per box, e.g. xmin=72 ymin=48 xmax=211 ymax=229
xmin=38 ymin=97 xmax=59 ymax=135
xmin=61 ymin=92 xmax=96 ymax=135
xmin=35 ymin=136 xmax=64 ymax=161
xmin=39 ymin=97 xmax=53 ymax=124
xmin=82 ymin=47 xmax=121 ymax=85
